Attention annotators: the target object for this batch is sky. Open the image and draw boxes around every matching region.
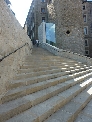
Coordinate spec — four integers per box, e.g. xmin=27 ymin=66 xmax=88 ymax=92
xmin=10 ymin=0 xmax=32 ymax=27
xmin=10 ymin=0 xmax=92 ymax=27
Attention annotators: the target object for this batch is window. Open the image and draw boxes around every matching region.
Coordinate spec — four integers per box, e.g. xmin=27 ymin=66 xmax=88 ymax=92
xmin=85 ymin=50 xmax=89 ymax=55
xmin=31 ymin=35 xmax=32 ymax=39
xmin=85 ymin=40 xmax=89 ymax=46
xmin=27 ymin=31 xmax=29 ymax=36
xmin=83 ymin=5 xmax=86 ymax=10
xmin=32 ymin=22 xmax=34 ymax=27
xmin=42 ymin=17 xmax=45 ymax=22
xmin=41 ymin=0 xmax=45 ymax=2
xmin=48 ymin=0 xmax=52 ymax=4
xmin=84 ymin=27 xmax=88 ymax=35
xmin=41 ymin=8 xmax=45 ymax=13
xmin=83 ymin=14 xmax=87 ymax=22
xmin=90 ymin=9 xmax=92 ymax=15
xmin=31 ymin=26 xmax=32 ymax=30
xmin=33 ymin=32 xmax=34 ymax=37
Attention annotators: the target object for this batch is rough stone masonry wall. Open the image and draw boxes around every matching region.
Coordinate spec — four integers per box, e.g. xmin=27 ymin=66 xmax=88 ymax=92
xmin=47 ymin=0 xmax=85 ymax=55
xmin=0 ymin=0 xmax=32 ymax=95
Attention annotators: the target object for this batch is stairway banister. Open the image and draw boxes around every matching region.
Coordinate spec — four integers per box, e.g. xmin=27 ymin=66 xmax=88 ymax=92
xmin=40 ymin=42 xmax=92 ymax=66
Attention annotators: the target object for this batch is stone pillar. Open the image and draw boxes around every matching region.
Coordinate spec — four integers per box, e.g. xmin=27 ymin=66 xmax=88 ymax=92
xmin=38 ymin=22 xmax=46 ymax=43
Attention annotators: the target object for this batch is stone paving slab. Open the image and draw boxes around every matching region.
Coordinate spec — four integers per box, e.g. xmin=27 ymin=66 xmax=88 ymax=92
xmin=17 ymin=68 xmax=63 ymax=74
xmin=15 ymin=71 xmax=70 ymax=80
xmin=82 ymin=105 xmax=92 ymax=118
xmin=2 ymin=72 xmax=91 ymax=103
xmin=4 ymin=78 xmax=92 ymax=122
xmin=44 ymin=85 xmax=92 ymax=122
xmin=6 ymin=110 xmax=38 ymax=122
xmin=74 ymin=113 xmax=92 ymax=122
xmin=11 ymin=71 xmax=69 ymax=89
xmin=74 ymin=99 xmax=92 ymax=122
xmin=10 ymin=68 xmax=92 ymax=90
xmin=2 ymin=72 xmax=92 ymax=105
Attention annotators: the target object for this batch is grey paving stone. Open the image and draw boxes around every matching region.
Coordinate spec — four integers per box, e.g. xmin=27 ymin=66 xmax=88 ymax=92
xmin=83 ymin=106 xmax=92 ymax=117
xmin=44 ymin=109 xmax=72 ymax=122
xmin=6 ymin=110 xmax=38 ymax=122
xmin=74 ymin=114 xmax=92 ymax=122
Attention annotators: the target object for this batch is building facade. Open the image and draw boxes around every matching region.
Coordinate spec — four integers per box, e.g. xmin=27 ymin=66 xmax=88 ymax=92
xmin=83 ymin=1 xmax=92 ymax=57
xmin=4 ymin=0 xmax=11 ymax=5
xmin=4 ymin=0 xmax=15 ymax=15
xmin=26 ymin=0 xmax=48 ymax=44
xmin=26 ymin=0 xmax=92 ymax=56
xmin=47 ymin=0 xmax=84 ymax=55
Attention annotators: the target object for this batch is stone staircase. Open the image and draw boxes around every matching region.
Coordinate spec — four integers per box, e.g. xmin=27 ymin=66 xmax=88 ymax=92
xmin=0 ymin=46 xmax=92 ymax=122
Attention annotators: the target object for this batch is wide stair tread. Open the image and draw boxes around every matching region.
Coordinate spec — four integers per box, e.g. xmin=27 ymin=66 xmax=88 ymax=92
xmin=10 ymin=71 xmax=70 ymax=89
xmin=23 ymin=61 xmax=84 ymax=68
xmin=74 ymin=99 xmax=92 ymax=122
xmin=44 ymin=84 xmax=92 ymax=122
xmin=18 ymin=64 xmax=89 ymax=74
xmin=0 ymin=72 xmax=92 ymax=121
xmin=10 ymin=69 xmax=92 ymax=89
xmin=4 ymin=77 xmax=92 ymax=122
xmin=3 ymin=71 xmax=92 ymax=103
xmin=15 ymin=64 xmax=90 ymax=81
xmin=1 ymin=47 xmax=92 ymax=122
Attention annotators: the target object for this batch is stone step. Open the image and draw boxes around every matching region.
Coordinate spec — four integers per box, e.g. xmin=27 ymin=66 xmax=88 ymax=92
xmin=0 ymin=73 xmax=91 ymax=120
xmin=25 ymin=59 xmax=80 ymax=66
xmin=9 ymin=71 xmax=69 ymax=89
xmin=44 ymin=85 xmax=92 ymax=122
xmin=18 ymin=66 xmax=87 ymax=75
xmin=74 ymin=99 xmax=92 ymax=122
xmin=20 ymin=67 xmax=91 ymax=84
xmin=25 ymin=59 xmax=81 ymax=67
xmin=14 ymin=69 xmax=70 ymax=83
xmin=17 ymin=65 xmax=90 ymax=74
xmin=18 ymin=65 xmax=61 ymax=73
xmin=23 ymin=59 xmax=80 ymax=65
xmin=25 ymin=55 xmax=72 ymax=60
xmin=25 ymin=55 xmax=80 ymax=63
xmin=25 ymin=57 xmax=81 ymax=63
xmin=5 ymin=78 xmax=92 ymax=122
xmin=24 ymin=57 xmax=68 ymax=62
xmin=17 ymin=68 xmax=64 ymax=75
xmin=1 ymin=46 xmax=92 ymax=122
xmin=20 ymin=64 xmax=69 ymax=70
xmin=20 ymin=62 xmax=80 ymax=69
xmin=14 ymin=69 xmax=69 ymax=80
xmin=0 ymin=74 xmax=71 ymax=104
xmin=20 ymin=58 xmax=88 ymax=69
xmin=9 ymin=68 xmax=91 ymax=91
xmin=0 ymin=71 xmax=83 ymax=104
xmin=17 ymin=67 xmax=68 ymax=74
xmin=15 ymin=65 xmax=90 ymax=81
xmin=75 ymin=113 xmax=92 ymax=122
xmin=23 ymin=60 xmax=66 ymax=64
xmin=18 ymin=66 xmax=89 ymax=73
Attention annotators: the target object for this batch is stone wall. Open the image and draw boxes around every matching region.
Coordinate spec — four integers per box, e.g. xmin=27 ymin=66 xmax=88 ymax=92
xmin=26 ymin=0 xmax=48 ymax=42
xmin=0 ymin=0 xmax=32 ymax=95
xmin=47 ymin=0 xmax=85 ymax=55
